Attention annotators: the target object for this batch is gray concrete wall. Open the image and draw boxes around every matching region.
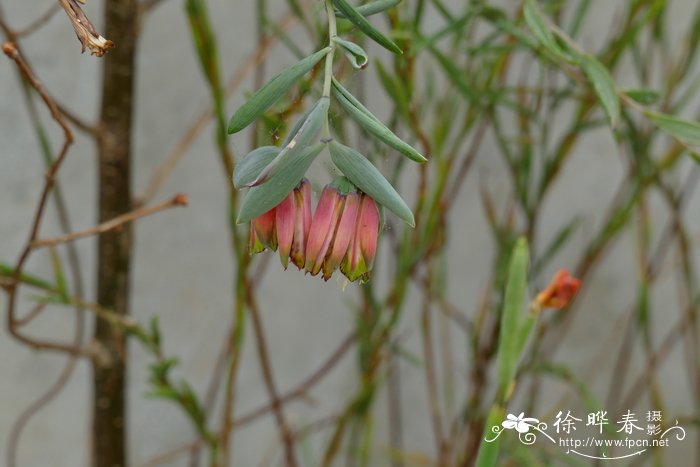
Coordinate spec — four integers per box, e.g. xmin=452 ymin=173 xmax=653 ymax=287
xmin=1 ymin=0 xmax=698 ymax=465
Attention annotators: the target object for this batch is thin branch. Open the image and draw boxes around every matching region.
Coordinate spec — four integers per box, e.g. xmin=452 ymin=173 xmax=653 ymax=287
xmin=31 ymin=193 xmax=188 ymax=249
xmin=2 ymin=28 xmax=89 ymax=466
xmin=234 ymin=332 xmax=356 ymax=427
xmin=420 ymin=274 xmax=447 ymax=466
xmin=2 ymin=41 xmax=86 ymax=355
xmin=15 ymin=3 xmax=61 ymax=37
xmin=138 ymin=438 xmax=207 ymax=467
xmin=246 ymin=292 xmax=299 ymax=467
xmin=14 ymin=302 xmax=48 ymax=327
xmin=7 ymin=348 xmax=82 ymax=467
xmin=56 ymin=101 xmax=99 ymax=135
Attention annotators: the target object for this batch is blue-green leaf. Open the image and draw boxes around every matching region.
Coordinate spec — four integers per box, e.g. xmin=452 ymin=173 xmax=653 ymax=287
xmin=333 ymin=37 xmax=369 ymax=69
xmin=335 ymin=0 xmax=401 ymax=18
xmin=237 ymin=143 xmax=325 ymax=223
xmin=329 ymin=141 xmax=415 ymax=226
xmin=247 ymin=97 xmax=329 ymax=186
xmin=233 ymin=146 xmax=279 ymax=189
xmin=332 ymin=0 xmax=402 ymax=54
xmin=227 ymin=47 xmax=331 ymax=134
xmin=332 ymin=79 xmax=426 ymax=163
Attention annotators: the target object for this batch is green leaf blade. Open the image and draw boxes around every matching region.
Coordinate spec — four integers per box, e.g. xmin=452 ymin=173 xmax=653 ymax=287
xmin=580 ymin=54 xmax=620 ymax=126
xmin=332 ymin=0 xmax=402 ymax=54
xmin=329 ymin=141 xmax=415 ymax=226
xmin=524 ymin=0 xmax=561 ymax=55
xmin=236 ymin=143 xmax=325 ymax=224
xmin=335 ymin=0 xmax=401 ymax=18
xmin=623 ymin=88 xmax=661 ymax=105
xmin=333 ymin=37 xmax=369 ymax=69
xmin=497 ymin=238 xmax=530 ymax=397
xmin=227 ymin=47 xmax=331 ymax=134
xmin=247 ymin=97 xmax=329 ymax=186
xmin=332 ymin=80 xmax=426 ymax=163
xmin=233 ymin=146 xmax=280 ymax=189
xmin=647 ymin=111 xmax=700 ymax=147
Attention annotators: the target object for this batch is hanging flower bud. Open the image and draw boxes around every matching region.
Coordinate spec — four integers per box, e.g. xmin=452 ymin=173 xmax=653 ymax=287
xmin=290 ymin=181 xmax=312 ymax=269
xmin=305 ymin=178 xmax=380 ymax=282
xmin=249 ymin=208 xmax=277 ymax=254
xmin=304 ymin=183 xmax=347 ymax=277
xmin=340 ymin=193 xmax=380 ymax=283
xmin=322 ymin=192 xmax=360 ymax=280
xmin=248 ymin=179 xmax=312 ymax=269
xmin=534 ymin=269 xmax=581 ymax=310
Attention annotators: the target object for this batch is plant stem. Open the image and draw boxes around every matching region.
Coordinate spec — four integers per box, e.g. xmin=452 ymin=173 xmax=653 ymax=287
xmin=93 ymin=1 xmax=138 ymax=465
xmin=322 ymin=0 xmax=337 ymax=99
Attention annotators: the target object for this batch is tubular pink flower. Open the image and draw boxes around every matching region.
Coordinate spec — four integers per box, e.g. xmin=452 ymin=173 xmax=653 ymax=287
xmin=250 ymin=208 xmax=277 ymax=253
xmin=322 ymin=191 xmax=360 ymax=281
xmin=249 ymin=179 xmax=381 ymax=282
xmin=341 ymin=194 xmax=380 ymax=282
xmin=305 ymin=186 xmax=343 ymax=276
xmin=275 ymin=192 xmax=296 ymax=269
xmin=290 ymin=180 xmax=312 ymax=269
xmin=249 ymin=179 xmax=311 ymax=269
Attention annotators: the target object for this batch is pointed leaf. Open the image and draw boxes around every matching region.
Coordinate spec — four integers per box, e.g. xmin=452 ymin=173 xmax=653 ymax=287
xmin=497 ymin=238 xmax=529 ymax=397
xmin=233 ymin=146 xmax=279 ymax=188
xmin=476 ymin=405 xmax=506 ymax=467
xmin=147 ymin=386 xmax=180 ymax=401
xmin=329 ymin=141 xmax=414 ymax=226
xmin=579 ymin=54 xmax=620 ymax=126
xmin=524 ymin=0 xmax=566 ymax=58
xmin=623 ymin=88 xmax=660 ymax=105
xmin=227 ymin=47 xmax=331 ymax=134
xmin=332 ymin=0 xmax=402 ymax=54
xmin=282 ymin=103 xmax=316 ymax=146
xmin=333 ymin=37 xmax=368 ymax=69
xmin=332 ymin=79 xmax=426 ymax=163
xmin=237 ymin=143 xmax=325 ymax=223
xmin=335 ymin=0 xmax=401 ymax=18
xmin=247 ymin=97 xmax=329 ymax=186
xmin=647 ymin=111 xmax=700 ymax=147
xmin=0 ymin=262 xmax=53 ymax=291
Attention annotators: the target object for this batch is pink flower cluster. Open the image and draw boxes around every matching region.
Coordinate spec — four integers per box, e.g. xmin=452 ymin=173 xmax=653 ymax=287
xmin=249 ymin=179 xmax=380 ymax=283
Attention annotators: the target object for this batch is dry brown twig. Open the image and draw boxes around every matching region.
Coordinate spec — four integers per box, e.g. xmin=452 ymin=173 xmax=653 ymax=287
xmin=2 ymin=40 xmax=83 ymax=355
xmin=57 ymin=0 xmax=113 ymax=56
xmin=138 ymin=332 xmax=355 ymax=467
xmin=31 ymin=193 xmax=189 ymax=249
xmin=0 ymin=41 xmax=185 ymax=352
xmin=15 ymin=3 xmax=61 ymax=37
xmin=246 ymin=292 xmax=299 ymax=467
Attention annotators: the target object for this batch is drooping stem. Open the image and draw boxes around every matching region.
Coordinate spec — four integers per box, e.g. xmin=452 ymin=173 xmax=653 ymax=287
xmin=92 ymin=1 xmax=139 ymax=465
xmin=322 ymin=0 xmax=337 ymax=98
xmin=321 ymin=0 xmax=337 ymax=139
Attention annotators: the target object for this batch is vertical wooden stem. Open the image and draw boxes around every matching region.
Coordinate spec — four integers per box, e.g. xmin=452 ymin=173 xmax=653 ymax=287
xmin=92 ymin=1 xmax=138 ymax=466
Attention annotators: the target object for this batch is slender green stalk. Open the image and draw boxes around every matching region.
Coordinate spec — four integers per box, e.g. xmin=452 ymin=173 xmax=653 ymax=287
xmin=322 ymin=0 xmax=338 ymax=139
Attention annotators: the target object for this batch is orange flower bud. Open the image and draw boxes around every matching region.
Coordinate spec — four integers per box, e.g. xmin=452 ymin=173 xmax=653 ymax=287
xmin=534 ymin=269 xmax=581 ymax=310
